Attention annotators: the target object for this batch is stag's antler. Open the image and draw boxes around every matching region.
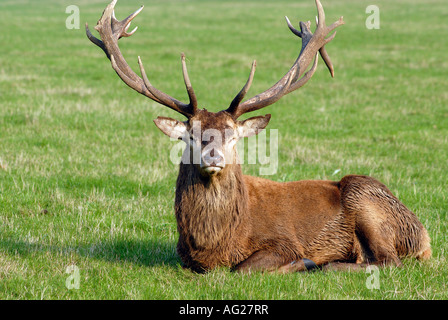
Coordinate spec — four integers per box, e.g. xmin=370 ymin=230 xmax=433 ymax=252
xmin=86 ymin=0 xmax=343 ymax=120
xmin=226 ymin=0 xmax=344 ymax=119
xmin=86 ymin=0 xmax=197 ymax=118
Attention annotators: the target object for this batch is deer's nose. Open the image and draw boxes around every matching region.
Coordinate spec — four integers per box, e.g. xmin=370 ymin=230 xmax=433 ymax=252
xmin=201 ymin=149 xmax=225 ymax=174
xmin=202 ymin=153 xmax=225 ymax=167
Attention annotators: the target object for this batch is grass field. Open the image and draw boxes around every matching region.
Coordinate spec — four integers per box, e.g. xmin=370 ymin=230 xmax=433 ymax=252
xmin=0 ymin=0 xmax=447 ymax=300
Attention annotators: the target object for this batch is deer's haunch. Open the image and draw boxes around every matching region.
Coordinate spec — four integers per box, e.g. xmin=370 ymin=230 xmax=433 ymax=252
xmin=86 ymin=0 xmax=431 ymax=273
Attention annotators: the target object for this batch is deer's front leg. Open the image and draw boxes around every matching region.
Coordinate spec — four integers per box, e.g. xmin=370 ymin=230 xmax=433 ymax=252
xmin=234 ymin=251 xmax=316 ymax=274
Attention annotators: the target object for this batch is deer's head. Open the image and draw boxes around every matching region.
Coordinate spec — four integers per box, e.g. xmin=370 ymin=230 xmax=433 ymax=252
xmin=154 ymin=110 xmax=270 ymax=176
xmin=86 ymin=0 xmax=344 ymax=177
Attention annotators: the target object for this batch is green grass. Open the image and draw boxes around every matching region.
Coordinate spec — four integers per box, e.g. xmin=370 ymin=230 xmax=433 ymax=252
xmin=1 ymin=0 xmax=447 ymax=299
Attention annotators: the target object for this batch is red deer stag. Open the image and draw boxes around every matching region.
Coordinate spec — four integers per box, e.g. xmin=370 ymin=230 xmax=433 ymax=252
xmin=86 ymin=0 xmax=431 ymax=273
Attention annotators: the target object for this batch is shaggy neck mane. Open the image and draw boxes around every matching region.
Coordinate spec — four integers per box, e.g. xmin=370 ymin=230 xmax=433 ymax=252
xmin=175 ymin=163 xmax=248 ymax=249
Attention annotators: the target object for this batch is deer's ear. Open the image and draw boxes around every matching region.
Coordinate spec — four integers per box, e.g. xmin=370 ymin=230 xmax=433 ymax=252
xmin=238 ymin=114 xmax=271 ymax=138
xmin=154 ymin=117 xmax=187 ymax=139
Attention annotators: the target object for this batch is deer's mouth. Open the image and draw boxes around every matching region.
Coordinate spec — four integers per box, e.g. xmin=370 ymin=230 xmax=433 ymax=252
xmin=202 ymin=165 xmax=223 ymax=175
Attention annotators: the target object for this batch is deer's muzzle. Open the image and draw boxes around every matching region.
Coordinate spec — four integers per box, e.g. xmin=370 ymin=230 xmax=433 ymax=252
xmin=201 ymin=149 xmax=225 ymax=174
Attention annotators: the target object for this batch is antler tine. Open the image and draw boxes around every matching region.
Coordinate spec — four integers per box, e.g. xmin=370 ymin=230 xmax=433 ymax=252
xmin=286 ymin=53 xmax=318 ymax=94
xmin=181 ymin=53 xmax=198 ymax=111
xmin=231 ymin=67 xmax=296 ymax=119
xmin=315 ymin=0 xmax=326 ymax=31
xmin=227 ymin=60 xmax=257 ymax=115
xmin=86 ymin=23 xmax=107 ymax=55
xmin=285 ymin=16 xmax=302 ymax=38
xmin=226 ymin=0 xmax=344 ymax=119
xmin=115 ymin=5 xmax=143 ymax=38
xmin=86 ymin=0 xmax=197 ymax=118
xmin=137 ymin=56 xmax=196 ymax=117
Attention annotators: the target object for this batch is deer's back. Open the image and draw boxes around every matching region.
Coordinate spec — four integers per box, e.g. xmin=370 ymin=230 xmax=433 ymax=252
xmin=243 ymin=175 xmax=344 ymax=258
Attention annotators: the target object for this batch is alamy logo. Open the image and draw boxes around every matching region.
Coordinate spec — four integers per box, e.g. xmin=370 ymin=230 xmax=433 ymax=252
xmin=65 ymin=5 xmax=80 ymax=30
xmin=65 ymin=265 xmax=80 ymax=290
xmin=365 ymin=5 xmax=380 ymax=30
